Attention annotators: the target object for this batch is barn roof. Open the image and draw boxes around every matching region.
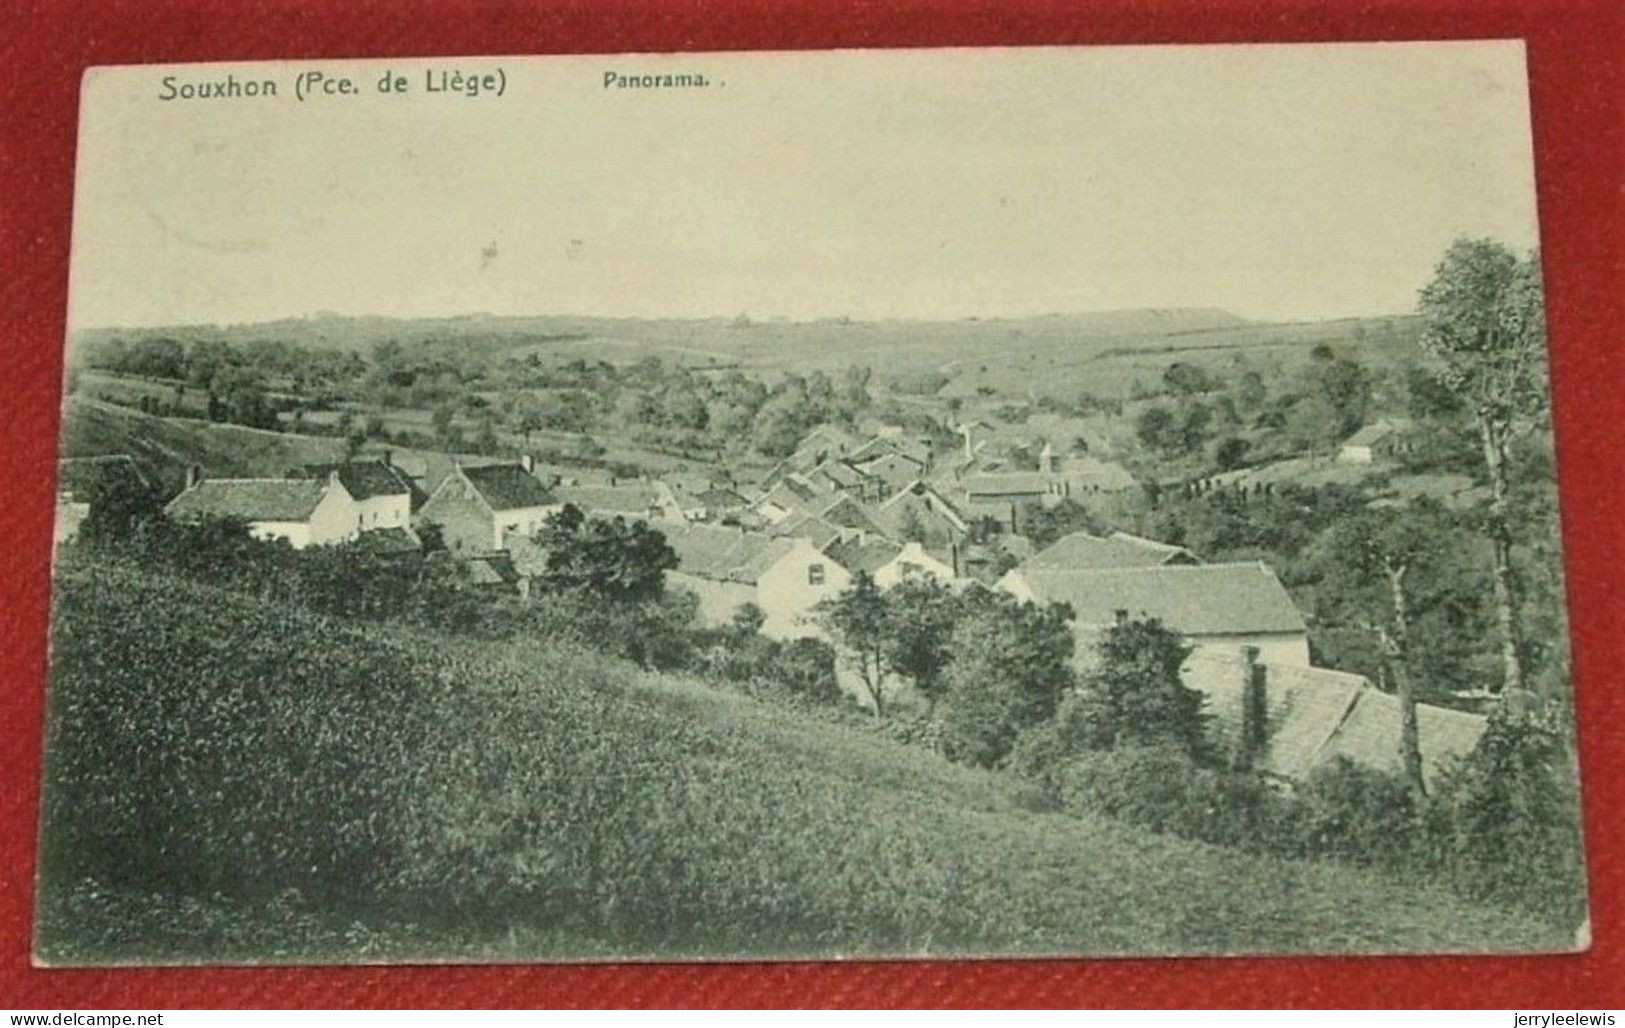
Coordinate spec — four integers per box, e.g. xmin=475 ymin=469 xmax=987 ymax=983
xmin=1342 ymin=418 xmax=1413 ymax=449
xmin=461 ymin=463 xmax=554 ymax=511
xmin=1182 ymin=651 xmax=1486 ymax=787
xmin=1024 ymin=531 xmax=1198 ymax=572
xmin=1012 ymin=562 xmax=1307 ymax=636
xmin=57 ymin=454 xmax=151 ymax=502
xmin=825 ymin=536 xmax=904 ymax=576
xmin=301 ymin=460 xmax=426 ymax=507
xmin=657 ymin=520 xmax=799 ymax=585
xmin=165 ymin=478 xmax=333 ymax=523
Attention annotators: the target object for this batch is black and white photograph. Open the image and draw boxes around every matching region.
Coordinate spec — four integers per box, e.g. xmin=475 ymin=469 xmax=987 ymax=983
xmin=37 ymin=43 xmax=1586 ymax=965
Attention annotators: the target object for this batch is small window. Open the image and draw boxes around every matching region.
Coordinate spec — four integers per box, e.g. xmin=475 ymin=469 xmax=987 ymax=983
xmin=808 ymin=563 xmax=825 ymax=586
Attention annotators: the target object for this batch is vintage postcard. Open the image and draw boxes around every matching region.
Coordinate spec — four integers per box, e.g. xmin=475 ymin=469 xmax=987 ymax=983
xmin=37 ymin=43 xmax=1586 ymax=965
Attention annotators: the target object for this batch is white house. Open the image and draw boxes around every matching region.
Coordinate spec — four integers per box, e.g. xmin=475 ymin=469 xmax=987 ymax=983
xmin=417 ymin=457 xmax=556 ymax=553
xmin=300 ymin=456 xmax=424 ymax=533
xmin=1338 ymin=418 xmax=1413 ymax=465
xmin=998 ymin=561 xmax=1311 ymax=667
xmin=165 ymin=469 xmax=361 ymax=549
xmin=657 ymin=520 xmax=853 ymax=640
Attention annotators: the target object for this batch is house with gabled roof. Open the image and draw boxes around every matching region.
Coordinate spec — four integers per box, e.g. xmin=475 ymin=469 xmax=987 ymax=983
xmin=1181 ymin=648 xmax=1486 ymax=789
xmin=298 ymin=454 xmax=425 ymax=533
xmin=416 ymin=456 xmax=556 ymax=553
xmin=1021 ymin=530 xmax=1200 ymax=573
xmin=165 ymin=468 xmax=361 ymax=549
xmin=655 ymin=520 xmax=852 ymax=639
xmin=874 ymin=480 xmax=970 ymax=544
xmin=999 ymin=560 xmax=1310 ymax=666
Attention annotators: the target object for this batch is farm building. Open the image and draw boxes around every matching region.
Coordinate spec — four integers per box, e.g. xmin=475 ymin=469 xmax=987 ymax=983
xmin=417 ymin=457 xmax=556 ymax=554
xmin=165 ymin=469 xmax=360 ymax=549
xmin=1021 ymin=530 xmax=1200 ymax=572
xmin=1181 ymin=648 xmax=1487 ymax=789
xmin=999 ymin=561 xmax=1311 ymax=667
xmin=1338 ymin=418 xmax=1414 ymax=465
xmin=656 ymin=521 xmax=852 ymax=640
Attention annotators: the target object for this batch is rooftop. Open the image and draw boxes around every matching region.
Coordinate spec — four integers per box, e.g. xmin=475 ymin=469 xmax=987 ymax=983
xmin=1009 ymin=561 xmax=1307 ymax=636
xmin=165 ymin=478 xmax=332 ymax=523
xmin=461 ymin=463 xmax=555 ymax=511
xmin=301 ymin=459 xmax=427 ymax=507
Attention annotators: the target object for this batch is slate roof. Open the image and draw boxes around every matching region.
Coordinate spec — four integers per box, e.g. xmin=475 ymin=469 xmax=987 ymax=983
xmin=875 ymin=481 xmax=971 ymax=535
xmin=461 ymin=463 xmax=555 ymax=511
xmin=1182 ymin=651 xmax=1486 ymax=788
xmin=1010 ymin=562 xmax=1307 ymax=636
xmin=166 ymin=478 xmax=333 ymax=523
xmin=809 ymin=461 xmax=867 ymax=490
xmin=825 ymin=536 xmax=904 ymax=576
xmin=57 ymin=454 xmax=151 ymax=502
xmin=1024 ymin=531 xmax=1199 ymax=572
xmin=696 ymin=487 xmax=748 ymax=509
xmin=349 ymin=526 xmax=423 ymax=554
xmin=656 ymin=520 xmax=799 ymax=584
xmin=301 ymin=460 xmax=427 ymax=508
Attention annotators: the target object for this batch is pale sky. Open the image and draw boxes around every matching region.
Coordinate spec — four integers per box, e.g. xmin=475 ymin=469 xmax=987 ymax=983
xmin=68 ymin=42 xmax=1539 ymax=329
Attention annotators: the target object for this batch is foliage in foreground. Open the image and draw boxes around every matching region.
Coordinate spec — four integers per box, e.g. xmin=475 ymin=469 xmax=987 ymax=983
xmin=37 ymin=561 xmax=1576 ymax=962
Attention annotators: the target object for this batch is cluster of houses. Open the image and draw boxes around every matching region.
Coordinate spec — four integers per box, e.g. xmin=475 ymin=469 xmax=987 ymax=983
xmin=56 ymin=410 xmax=1483 ymax=788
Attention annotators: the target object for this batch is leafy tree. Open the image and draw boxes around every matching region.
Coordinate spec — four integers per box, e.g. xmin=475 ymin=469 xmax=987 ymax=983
xmin=534 ymin=504 xmax=677 ymax=604
xmin=939 ymin=594 xmax=1075 ymax=767
xmin=1417 ymin=238 xmax=1547 ymax=694
xmin=1072 ymin=616 xmax=1204 ymax=757
xmin=1317 ymin=356 xmax=1373 ymax=436
xmin=817 ymin=572 xmax=892 ymax=719
xmin=1318 ymin=506 xmax=1463 ymax=796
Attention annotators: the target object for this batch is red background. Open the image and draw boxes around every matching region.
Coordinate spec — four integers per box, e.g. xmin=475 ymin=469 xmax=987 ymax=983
xmin=2 ymin=0 xmax=1622 ymax=1008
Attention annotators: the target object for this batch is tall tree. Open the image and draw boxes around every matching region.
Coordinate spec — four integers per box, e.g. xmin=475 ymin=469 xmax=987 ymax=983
xmin=817 ymin=573 xmax=892 ymax=719
xmin=879 ymin=576 xmax=961 ymax=715
xmin=1417 ymin=238 xmax=1547 ymax=694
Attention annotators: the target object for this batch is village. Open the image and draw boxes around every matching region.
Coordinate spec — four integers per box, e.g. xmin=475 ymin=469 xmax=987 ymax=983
xmin=54 ymin=371 xmax=1493 ymax=793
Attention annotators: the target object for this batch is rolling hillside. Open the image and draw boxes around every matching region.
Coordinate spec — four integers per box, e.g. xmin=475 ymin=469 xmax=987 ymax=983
xmin=37 ymin=558 xmax=1576 ymax=964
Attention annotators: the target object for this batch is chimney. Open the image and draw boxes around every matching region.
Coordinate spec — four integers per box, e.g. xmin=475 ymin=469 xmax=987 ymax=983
xmin=185 ymin=464 xmax=202 ymax=490
xmin=1234 ymin=645 xmax=1267 ymax=772
xmin=519 ymin=453 xmax=535 ymax=474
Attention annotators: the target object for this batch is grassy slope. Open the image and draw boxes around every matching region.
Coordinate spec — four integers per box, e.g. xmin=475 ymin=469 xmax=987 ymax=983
xmin=38 ymin=562 xmax=1575 ymax=964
